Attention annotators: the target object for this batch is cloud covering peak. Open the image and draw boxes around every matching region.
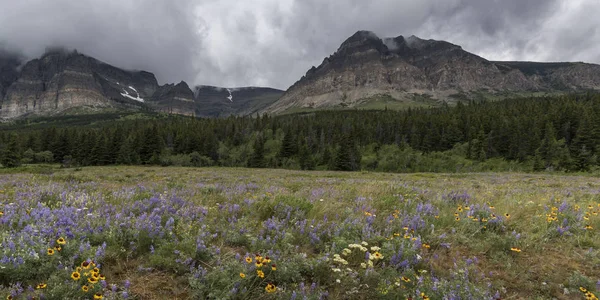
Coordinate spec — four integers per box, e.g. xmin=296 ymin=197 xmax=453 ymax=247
xmin=1 ymin=0 xmax=598 ymax=90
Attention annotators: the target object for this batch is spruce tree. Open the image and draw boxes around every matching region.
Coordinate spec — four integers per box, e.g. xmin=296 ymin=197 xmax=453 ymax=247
xmin=1 ymin=134 xmax=21 ymax=168
xmin=249 ymin=135 xmax=266 ymax=168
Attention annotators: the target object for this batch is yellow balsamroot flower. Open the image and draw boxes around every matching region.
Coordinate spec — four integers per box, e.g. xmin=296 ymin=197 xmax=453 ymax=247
xmin=265 ymin=283 xmax=276 ymax=293
xmin=76 ymin=267 xmax=82 ymax=273
xmin=35 ymin=283 xmax=47 ymax=289
xmin=455 ymin=217 xmax=460 ymax=222
xmin=99 ymin=274 xmax=106 ymax=281
xmin=585 ymin=225 xmax=593 ymax=230
xmin=401 ymin=276 xmax=411 ymax=282
xmin=255 ymin=261 xmax=263 ymax=268
xmin=93 ymin=293 xmax=103 ymax=300
xmin=47 ymin=248 xmax=55 ymax=256
xmin=0 ymin=211 xmax=3 ymax=216
xmin=504 ymin=213 xmax=511 ymax=219
xmin=81 ymin=261 xmax=91 ymax=269
xmin=88 ymin=277 xmax=99 ymax=284
xmin=510 ymin=247 xmax=522 ymax=253
xmin=257 ymin=270 xmax=265 ymax=278
xmin=82 ymin=285 xmax=89 ymax=292
xmin=245 ymin=257 xmax=252 ymax=264
xmin=422 ymin=244 xmax=431 ymax=249
xmin=580 ymin=287 xmax=588 ymax=293
xmin=271 ymin=264 xmax=277 ymax=271
xmin=239 ymin=273 xmax=246 ymax=279
xmin=71 ymin=272 xmax=81 ymax=281
xmin=54 ymin=246 xmax=62 ymax=252
xmin=92 ymin=267 xmax=100 ymax=273
xmin=57 ymin=237 xmax=66 ymax=245
xmin=421 ymin=292 xmax=430 ymax=300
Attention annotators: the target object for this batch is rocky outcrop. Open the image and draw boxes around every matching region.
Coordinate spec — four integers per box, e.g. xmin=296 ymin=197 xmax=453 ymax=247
xmin=0 ymin=50 xmax=21 ymax=101
xmin=265 ymin=31 xmax=600 ymax=114
xmin=151 ymin=81 xmax=196 ymax=116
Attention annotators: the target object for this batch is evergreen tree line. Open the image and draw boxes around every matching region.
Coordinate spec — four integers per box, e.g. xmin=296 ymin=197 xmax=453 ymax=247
xmin=2 ymin=93 xmax=600 ymax=172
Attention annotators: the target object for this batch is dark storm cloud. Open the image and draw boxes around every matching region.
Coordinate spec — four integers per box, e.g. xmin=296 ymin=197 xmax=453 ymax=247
xmin=1 ymin=0 xmax=599 ymax=89
xmin=0 ymin=0 xmax=201 ymax=85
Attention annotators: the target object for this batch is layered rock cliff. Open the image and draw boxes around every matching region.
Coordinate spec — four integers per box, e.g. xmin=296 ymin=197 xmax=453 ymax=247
xmin=265 ymin=31 xmax=600 ymax=114
xmin=0 ymin=50 xmax=283 ymax=119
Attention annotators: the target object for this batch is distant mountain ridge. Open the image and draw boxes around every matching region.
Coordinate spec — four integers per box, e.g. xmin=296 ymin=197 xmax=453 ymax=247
xmin=0 ymin=49 xmax=283 ymax=119
xmin=264 ymin=30 xmax=600 ymax=114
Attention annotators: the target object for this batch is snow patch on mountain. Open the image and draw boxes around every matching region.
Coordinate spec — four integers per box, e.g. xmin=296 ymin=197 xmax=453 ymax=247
xmin=226 ymin=89 xmax=233 ymax=102
xmin=120 ymin=86 xmax=144 ymax=102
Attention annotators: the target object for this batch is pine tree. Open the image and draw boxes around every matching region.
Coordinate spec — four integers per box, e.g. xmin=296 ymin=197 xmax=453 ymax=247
xmin=279 ymin=131 xmax=297 ymax=159
xmin=1 ymin=134 xmax=21 ymax=168
xmin=248 ymin=135 xmax=266 ymax=168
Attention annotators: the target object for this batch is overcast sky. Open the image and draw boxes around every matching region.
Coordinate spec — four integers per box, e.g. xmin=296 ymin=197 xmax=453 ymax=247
xmin=1 ymin=0 xmax=599 ymax=90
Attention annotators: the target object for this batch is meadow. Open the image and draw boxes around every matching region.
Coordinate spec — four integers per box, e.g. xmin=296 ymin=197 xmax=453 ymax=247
xmin=1 ymin=166 xmax=599 ymax=299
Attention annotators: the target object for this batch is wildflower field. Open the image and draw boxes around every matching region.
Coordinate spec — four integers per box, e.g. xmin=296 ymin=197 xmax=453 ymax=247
xmin=1 ymin=166 xmax=600 ymax=300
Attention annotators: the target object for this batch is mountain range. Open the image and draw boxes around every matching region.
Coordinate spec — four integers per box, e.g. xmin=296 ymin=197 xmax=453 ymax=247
xmin=1 ymin=30 xmax=600 ymax=119
xmin=265 ymin=31 xmax=600 ymax=114
xmin=0 ymin=49 xmax=283 ymax=119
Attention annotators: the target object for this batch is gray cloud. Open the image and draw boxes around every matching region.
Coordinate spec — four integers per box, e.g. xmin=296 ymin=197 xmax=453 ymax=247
xmin=1 ymin=0 xmax=599 ymax=90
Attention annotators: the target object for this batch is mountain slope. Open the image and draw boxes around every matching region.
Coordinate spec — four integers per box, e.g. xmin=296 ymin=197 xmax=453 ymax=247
xmin=194 ymin=86 xmax=283 ymax=117
xmin=0 ymin=50 xmax=283 ymax=119
xmin=265 ymin=31 xmax=600 ymax=114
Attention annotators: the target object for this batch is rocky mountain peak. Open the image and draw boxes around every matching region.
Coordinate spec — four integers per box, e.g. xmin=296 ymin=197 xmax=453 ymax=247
xmin=336 ymin=30 xmax=388 ymax=56
xmin=264 ymin=30 xmax=600 ymax=114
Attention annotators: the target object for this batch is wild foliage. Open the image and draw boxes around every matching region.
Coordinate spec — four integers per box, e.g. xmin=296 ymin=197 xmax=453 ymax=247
xmin=1 ymin=93 xmax=600 ymax=172
xmin=0 ymin=167 xmax=599 ymax=299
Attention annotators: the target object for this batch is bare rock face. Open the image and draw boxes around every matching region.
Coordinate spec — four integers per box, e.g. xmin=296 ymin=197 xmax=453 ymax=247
xmin=0 ymin=49 xmax=285 ymax=119
xmin=0 ymin=50 xmax=21 ymax=101
xmin=0 ymin=50 xmax=166 ymax=118
xmin=151 ymin=81 xmax=196 ymax=116
xmin=266 ymin=31 xmax=600 ymax=114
